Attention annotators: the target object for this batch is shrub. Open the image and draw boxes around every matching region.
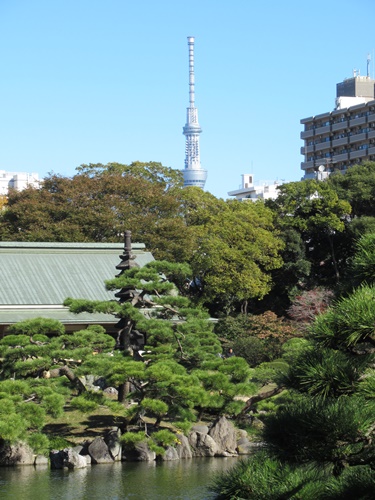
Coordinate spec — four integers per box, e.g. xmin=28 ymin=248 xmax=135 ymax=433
xmin=287 ymin=287 xmax=334 ymax=329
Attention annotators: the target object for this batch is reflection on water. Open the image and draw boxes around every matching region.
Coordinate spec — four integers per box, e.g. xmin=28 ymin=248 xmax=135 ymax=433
xmin=0 ymin=457 xmax=240 ymax=500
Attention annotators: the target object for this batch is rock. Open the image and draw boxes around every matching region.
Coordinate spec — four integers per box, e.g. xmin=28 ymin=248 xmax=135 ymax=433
xmin=78 ymin=375 xmax=107 ymax=391
xmin=88 ymin=437 xmax=114 ymax=464
xmin=161 ymin=446 xmax=179 ymax=461
xmin=123 ymin=441 xmax=156 ymax=462
xmin=105 ymin=428 xmax=122 ymax=461
xmin=209 ymin=417 xmax=237 ymax=455
xmin=50 ymin=450 xmax=65 ymax=469
xmin=50 ymin=448 xmax=88 ymax=469
xmin=34 ymin=455 xmax=49 ymax=466
xmin=236 ymin=436 xmax=254 ymax=455
xmin=191 ymin=424 xmax=209 ymax=435
xmin=63 ymin=448 xmax=87 ymax=469
xmin=252 ymin=417 xmax=265 ymax=430
xmin=104 ymin=387 xmax=118 ymax=395
xmin=0 ymin=441 xmax=35 ymax=466
xmin=175 ymin=434 xmax=192 ymax=459
xmin=188 ymin=431 xmax=218 ymax=457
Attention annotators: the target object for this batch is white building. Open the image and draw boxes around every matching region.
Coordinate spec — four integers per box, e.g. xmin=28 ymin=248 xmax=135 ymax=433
xmin=228 ymin=174 xmax=284 ymax=201
xmin=0 ymin=170 xmax=40 ymax=196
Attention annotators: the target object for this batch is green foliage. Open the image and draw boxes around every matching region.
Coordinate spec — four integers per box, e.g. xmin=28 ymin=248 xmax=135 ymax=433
xmin=322 ymin=466 xmax=375 ymax=499
xmin=274 ymin=179 xmax=351 ymax=234
xmin=233 ymin=336 xmax=283 ymax=367
xmin=141 ymin=398 xmax=169 ymax=419
xmin=69 ymin=392 xmax=104 ymax=413
xmin=328 ymin=161 xmax=375 ymax=218
xmin=27 ymin=433 xmax=50 ymax=455
xmin=219 ymin=356 xmax=251 ymax=383
xmin=0 ymin=398 xmax=28 ymax=442
xmin=270 ymin=178 xmax=352 ymax=286
xmin=17 ymin=403 xmax=46 ymax=430
xmin=120 ymin=431 xmax=147 ymax=448
xmin=7 ymin=317 xmax=65 ymax=336
xmin=0 ymin=380 xmax=31 ymax=397
xmin=312 ymin=284 xmax=375 ymax=347
xmin=0 ymin=162 xmax=190 ymax=262
xmin=211 ymin=452 xmax=375 ymax=499
xmin=215 ymin=312 xmax=296 ymax=367
xmin=47 ymin=436 xmax=73 ymax=451
xmin=263 ymin=395 xmax=373 ymax=465
xmin=40 ymin=393 xmax=65 ymax=418
xmin=349 ymin=233 xmax=375 ymax=287
xmin=281 ymin=338 xmax=312 ymax=364
xmin=173 ymin=421 xmax=192 ymax=435
xmin=188 ymin=199 xmax=284 ymax=312
xmin=150 ymin=429 xmax=178 ymax=447
xmin=283 ymin=349 xmax=363 ymax=398
xmin=0 ymin=334 xmax=31 ymax=347
xmin=210 ymin=451 xmax=322 ymax=500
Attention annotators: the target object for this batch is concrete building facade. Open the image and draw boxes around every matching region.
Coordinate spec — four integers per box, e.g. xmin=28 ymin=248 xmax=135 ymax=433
xmin=228 ymin=174 xmax=284 ymax=201
xmin=301 ymin=74 xmax=375 ymax=179
xmin=0 ymin=170 xmax=40 ymax=196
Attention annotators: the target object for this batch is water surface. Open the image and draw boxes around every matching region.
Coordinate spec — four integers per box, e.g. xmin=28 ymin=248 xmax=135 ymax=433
xmin=0 ymin=457 xmax=240 ymax=500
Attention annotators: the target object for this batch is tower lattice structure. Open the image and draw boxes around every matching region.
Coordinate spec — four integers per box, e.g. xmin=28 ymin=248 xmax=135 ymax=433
xmin=182 ymin=37 xmax=207 ymax=188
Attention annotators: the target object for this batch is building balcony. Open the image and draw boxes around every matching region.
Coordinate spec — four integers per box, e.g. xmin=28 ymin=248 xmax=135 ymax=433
xmin=368 ymin=114 xmax=375 ymax=124
xmin=301 ymin=145 xmax=314 ymax=155
xmin=332 ymin=121 xmax=348 ymax=132
xmin=349 ymin=132 xmax=367 ymax=144
xmin=368 ymin=146 xmax=375 ymax=155
xmin=350 ymin=149 xmax=367 ymax=160
xmin=315 ymin=142 xmax=330 ymax=152
xmin=332 ymin=137 xmax=349 ymax=147
xmin=349 ymin=116 xmax=367 ymax=127
xmin=332 ymin=153 xmax=349 ymax=162
xmin=301 ymin=160 xmax=315 ymax=171
xmin=367 ymin=129 xmax=375 ymax=139
xmin=301 ymin=129 xmax=315 ymax=139
xmin=314 ymin=124 xmax=331 ymax=135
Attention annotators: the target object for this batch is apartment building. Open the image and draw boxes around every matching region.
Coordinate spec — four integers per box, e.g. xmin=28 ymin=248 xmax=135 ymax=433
xmin=228 ymin=174 xmax=285 ymax=201
xmin=0 ymin=170 xmax=40 ymax=196
xmin=301 ymin=74 xmax=375 ymax=179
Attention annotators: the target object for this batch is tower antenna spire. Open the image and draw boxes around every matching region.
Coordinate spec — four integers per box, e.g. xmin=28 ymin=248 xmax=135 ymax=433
xmin=182 ymin=36 xmax=207 ymax=189
xmin=367 ymin=52 xmax=371 ymax=78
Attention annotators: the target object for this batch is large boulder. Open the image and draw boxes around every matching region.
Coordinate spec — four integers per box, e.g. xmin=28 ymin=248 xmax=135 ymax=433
xmin=78 ymin=375 xmax=107 ymax=391
xmin=34 ymin=454 xmax=49 ymax=466
xmin=88 ymin=437 xmax=114 ymax=464
xmin=0 ymin=441 xmax=35 ymax=466
xmin=175 ymin=434 xmax=192 ymax=459
xmin=50 ymin=450 xmax=65 ymax=469
xmin=63 ymin=448 xmax=88 ymax=469
xmin=188 ymin=431 xmax=218 ymax=457
xmin=160 ymin=446 xmax=179 ymax=461
xmin=50 ymin=448 xmax=88 ymax=469
xmin=190 ymin=424 xmax=209 ymax=435
xmin=105 ymin=428 xmax=122 ymax=461
xmin=123 ymin=441 xmax=156 ymax=462
xmin=208 ymin=417 xmax=237 ymax=456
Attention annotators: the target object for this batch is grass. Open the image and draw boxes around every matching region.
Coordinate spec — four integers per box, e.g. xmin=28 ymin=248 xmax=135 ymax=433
xmin=43 ymin=403 xmax=123 ymax=445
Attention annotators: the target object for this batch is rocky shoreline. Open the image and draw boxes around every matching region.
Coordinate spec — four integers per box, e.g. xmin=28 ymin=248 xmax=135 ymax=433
xmin=0 ymin=417 xmax=261 ymax=468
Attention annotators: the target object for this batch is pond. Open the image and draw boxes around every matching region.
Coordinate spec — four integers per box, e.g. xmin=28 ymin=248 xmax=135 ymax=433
xmin=0 ymin=457 xmax=240 ymax=500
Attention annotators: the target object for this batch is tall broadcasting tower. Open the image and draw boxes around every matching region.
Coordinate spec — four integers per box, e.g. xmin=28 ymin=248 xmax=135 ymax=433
xmin=182 ymin=37 xmax=207 ymax=188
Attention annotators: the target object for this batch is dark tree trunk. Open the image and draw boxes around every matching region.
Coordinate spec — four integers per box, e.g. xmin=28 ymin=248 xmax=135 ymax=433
xmin=118 ymin=381 xmax=130 ymax=403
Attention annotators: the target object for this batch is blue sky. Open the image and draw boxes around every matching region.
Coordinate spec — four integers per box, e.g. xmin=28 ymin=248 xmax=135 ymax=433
xmin=1 ymin=0 xmax=374 ymax=199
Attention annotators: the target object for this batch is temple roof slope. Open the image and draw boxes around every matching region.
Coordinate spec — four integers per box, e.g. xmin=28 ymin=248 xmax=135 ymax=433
xmin=0 ymin=242 xmax=154 ymax=331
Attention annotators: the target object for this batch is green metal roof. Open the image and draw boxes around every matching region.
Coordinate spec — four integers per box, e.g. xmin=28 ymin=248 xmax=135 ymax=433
xmin=0 ymin=242 xmax=154 ymax=325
